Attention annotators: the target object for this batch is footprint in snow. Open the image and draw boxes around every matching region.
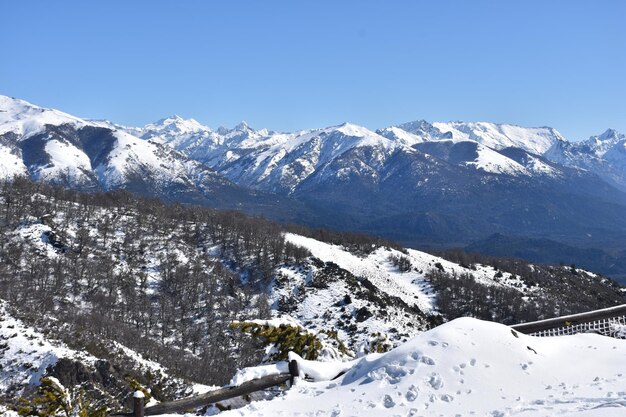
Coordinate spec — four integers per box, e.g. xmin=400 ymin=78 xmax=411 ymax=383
xmin=420 ymin=355 xmax=436 ymax=365
xmin=426 ymin=373 xmax=444 ymax=390
xmin=383 ymin=394 xmax=396 ymax=408
xmin=405 ymin=384 xmax=419 ymax=402
xmin=440 ymin=394 xmax=454 ymax=402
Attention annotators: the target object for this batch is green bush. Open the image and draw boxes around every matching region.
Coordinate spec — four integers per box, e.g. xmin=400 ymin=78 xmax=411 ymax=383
xmin=17 ymin=377 xmax=106 ymax=417
xmin=230 ymin=321 xmax=323 ymax=361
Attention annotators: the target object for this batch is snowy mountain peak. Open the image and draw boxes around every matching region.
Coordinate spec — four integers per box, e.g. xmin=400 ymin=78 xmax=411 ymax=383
xmin=394 ymin=119 xmax=446 ymax=142
xmin=396 ymin=119 xmax=435 ymax=133
xmin=144 ymin=115 xmax=210 ymax=135
xmin=234 ymin=121 xmax=251 ymax=131
xmin=581 ymin=129 xmax=626 ymax=155
xmin=163 ymin=114 xmax=185 ymax=121
xmin=214 ymin=121 xmax=265 ymax=138
xmin=596 ymin=128 xmax=623 ymax=142
xmin=0 ymin=95 xmax=85 ymax=138
xmin=333 ymin=122 xmax=376 ymax=138
xmin=376 ymin=126 xmax=427 ymax=146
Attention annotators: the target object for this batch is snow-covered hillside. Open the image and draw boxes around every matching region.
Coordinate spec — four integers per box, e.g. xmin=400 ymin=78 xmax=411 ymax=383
xmin=0 ymin=301 xmax=97 ymax=397
xmin=268 ymin=233 xmax=553 ymax=356
xmin=0 ymin=178 xmax=624 ymax=415
xmin=219 ymin=317 xmax=626 ymax=417
xmin=0 ymin=301 xmax=197 ymax=406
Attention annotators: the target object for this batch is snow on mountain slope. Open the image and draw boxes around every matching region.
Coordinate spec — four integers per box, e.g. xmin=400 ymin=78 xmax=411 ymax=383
xmin=469 ymin=143 xmax=529 ymax=175
xmin=145 ymin=115 xmax=210 ymax=137
xmin=154 ymin=115 xmax=567 ymax=195
xmin=0 ymin=96 xmax=257 ymax=205
xmin=138 ymin=115 xmax=220 ymax=149
xmin=0 ymin=144 xmax=27 ymax=177
xmin=136 ymin=118 xmax=273 ymax=170
xmin=214 ymin=123 xmax=398 ymax=193
xmin=584 ymin=129 xmax=626 ymax=158
xmin=431 ymin=121 xmax=564 ymax=155
xmin=376 ymin=126 xmax=427 ymax=147
xmin=219 ymin=317 xmax=626 ymax=417
xmin=0 ymin=95 xmax=589 ymax=197
xmin=285 ymin=234 xmax=435 ymax=313
xmin=285 ymin=233 xmax=437 ymax=314
xmin=0 ymin=95 xmax=193 ymax=188
xmin=0 ymin=95 xmax=85 ymax=138
xmin=93 ymin=129 xmax=195 ymax=189
xmin=32 ymin=139 xmax=93 ymax=183
xmin=544 ymin=129 xmax=626 ymax=164
xmin=0 ymin=301 xmax=97 ymax=397
xmin=588 ymin=130 xmax=626 ymax=174
xmin=272 ymin=234 xmax=539 ymax=355
xmin=414 ymin=140 xmax=530 ymax=176
xmin=544 ymin=129 xmax=626 ymax=190
xmin=286 ymin=234 xmax=534 ymax=295
xmin=0 ymin=300 xmax=204 ymax=410
xmin=142 ymin=118 xmax=404 ymax=194
xmin=392 ymin=119 xmax=563 ymax=155
xmin=394 ymin=119 xmax=446 ymax=142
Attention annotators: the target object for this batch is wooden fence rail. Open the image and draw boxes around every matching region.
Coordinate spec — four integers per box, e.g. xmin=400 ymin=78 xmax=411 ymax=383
xmin=111 ymin=360 xmax=299 ymax=417
xmin=511 ymin=304 xmax=626 ymax=337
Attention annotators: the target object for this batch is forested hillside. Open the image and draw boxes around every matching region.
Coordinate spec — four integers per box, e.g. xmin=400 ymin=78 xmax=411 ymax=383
xmin=0 ymin=177 xmax=623 ymax=413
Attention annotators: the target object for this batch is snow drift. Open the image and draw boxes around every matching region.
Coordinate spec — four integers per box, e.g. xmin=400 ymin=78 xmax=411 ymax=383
xmin=220 ymin=317 xmax=626 ymax=416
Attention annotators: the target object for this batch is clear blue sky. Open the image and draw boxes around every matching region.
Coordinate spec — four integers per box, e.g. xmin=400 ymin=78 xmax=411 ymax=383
xmin=1 ymin=1 xmax=624 ymax=140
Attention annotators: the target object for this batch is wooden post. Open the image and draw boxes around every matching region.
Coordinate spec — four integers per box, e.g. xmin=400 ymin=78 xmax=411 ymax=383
xmin=288 ymin=359 xmax=299 ymax=386
xmin=133 ymin=391 xmax=145 ymax=417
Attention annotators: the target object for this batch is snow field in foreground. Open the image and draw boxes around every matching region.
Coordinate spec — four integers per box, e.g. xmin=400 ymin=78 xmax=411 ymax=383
xmin=217 ymin=317 xmax=625 ymax=417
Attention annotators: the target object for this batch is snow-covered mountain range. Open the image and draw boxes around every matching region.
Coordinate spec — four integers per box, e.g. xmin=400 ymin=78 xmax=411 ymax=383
xmin=134 ymin=117 xmax=567 ymax=194
xmin=5 ymin=94 xmax=625 ymax=192
xmin=0 ymin=96 xmax=311 ymax=216
xmin=0 ymin=95 xmax=224 ymax=191
xmin=3 ymin=94 xmax=626 ymax=269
